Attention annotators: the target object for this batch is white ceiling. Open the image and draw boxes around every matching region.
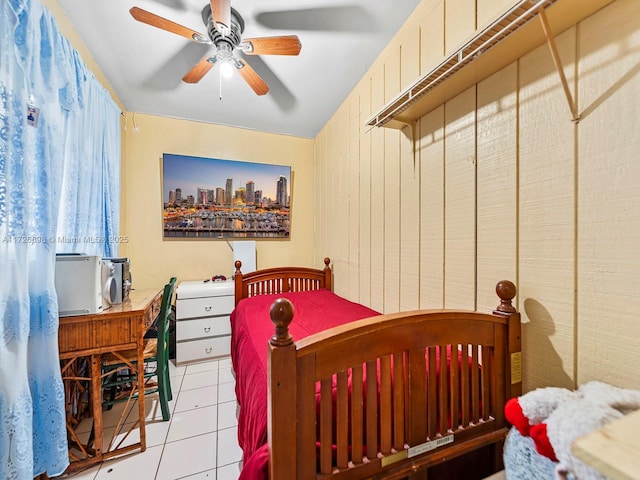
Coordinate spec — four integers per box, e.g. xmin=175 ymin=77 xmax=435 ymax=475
xmin=56 ymin=0 xmax=421 ymax=138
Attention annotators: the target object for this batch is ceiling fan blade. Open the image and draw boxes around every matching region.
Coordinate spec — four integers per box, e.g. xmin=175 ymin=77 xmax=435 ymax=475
xmin=236 ymin=59 xmax=269 ymax=96
xmin=241 ymin=36 xmax=302 ymax=56
xmin=130 ymin=7 xmax=209 ymax=43
xmin=210 ymin=0 xmax=231 ymax=32
xmin=182 ymin=56 xmax=217 ymax=83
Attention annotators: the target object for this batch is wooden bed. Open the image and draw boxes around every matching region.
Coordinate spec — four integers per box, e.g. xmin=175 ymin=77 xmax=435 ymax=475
xmin=232 ymin=258 xmax=522 ymax=480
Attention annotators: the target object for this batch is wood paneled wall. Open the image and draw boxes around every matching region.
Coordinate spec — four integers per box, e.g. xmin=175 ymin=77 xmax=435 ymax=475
xmin=314 ymin=0 xmax=640 ymax=392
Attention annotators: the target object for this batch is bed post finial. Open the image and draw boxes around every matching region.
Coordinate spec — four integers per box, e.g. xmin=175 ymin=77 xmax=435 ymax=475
xmin=234 ymin=260 xmax=242 ymax=273
xmin=270 ymin=298 xmax=294 ymax=347
xmin=495 ymin=280 xmax=517 ymax=314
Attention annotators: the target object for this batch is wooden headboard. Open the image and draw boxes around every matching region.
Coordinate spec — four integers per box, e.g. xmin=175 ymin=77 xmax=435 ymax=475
xmin=233 ymin=257 xmax=332 ymax=306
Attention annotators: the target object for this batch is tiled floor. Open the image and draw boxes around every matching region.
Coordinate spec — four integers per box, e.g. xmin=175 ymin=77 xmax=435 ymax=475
xmin=60 ymin=357 xmax=242 ymax=480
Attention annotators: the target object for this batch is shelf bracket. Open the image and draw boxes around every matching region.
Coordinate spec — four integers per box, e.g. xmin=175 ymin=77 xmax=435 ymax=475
xmin=381 ymin=119 xmax=417 ymax=165
xmin=538 ymin=7 xmax=581 ymax=123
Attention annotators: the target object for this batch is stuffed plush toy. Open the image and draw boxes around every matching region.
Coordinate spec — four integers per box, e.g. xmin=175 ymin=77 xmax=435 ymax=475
xmin=504 ymin=381 xmax=640 ymax=479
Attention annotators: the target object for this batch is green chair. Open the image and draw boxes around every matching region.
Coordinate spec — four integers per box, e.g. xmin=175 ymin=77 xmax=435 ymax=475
xmin=101 ymin=277 xmax=177 ymax=421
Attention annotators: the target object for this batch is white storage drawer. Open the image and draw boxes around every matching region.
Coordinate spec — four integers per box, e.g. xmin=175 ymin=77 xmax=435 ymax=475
xmin=176 ymin=316 xmax=231 ymax=342
xmin=177 ymin=295 xmax=235 ymax=320
xmin=176 ymin=336 xmax=231 ymax=363
xmin=175 ymin=279 xmax=234 ymax=365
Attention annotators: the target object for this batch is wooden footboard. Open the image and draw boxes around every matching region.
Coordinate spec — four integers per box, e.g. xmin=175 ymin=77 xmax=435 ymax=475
xmin=267 ymin=280 xmax=522 ymax=480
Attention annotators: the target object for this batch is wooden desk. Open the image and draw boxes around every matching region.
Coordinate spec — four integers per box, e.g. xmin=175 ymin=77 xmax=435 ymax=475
xmin=572 ymin=409 xmax=640 ymax=480
xmin=58 ymin=288 xmax=163 ymax=473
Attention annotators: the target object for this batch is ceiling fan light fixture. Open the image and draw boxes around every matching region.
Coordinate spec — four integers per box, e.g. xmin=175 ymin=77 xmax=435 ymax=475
xmin=220 ymin=61 xmax=234 ymax=78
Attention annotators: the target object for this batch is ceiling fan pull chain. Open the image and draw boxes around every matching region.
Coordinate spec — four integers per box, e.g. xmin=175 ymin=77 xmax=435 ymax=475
xmin=219 ymin=71 xmax=223 ymax=101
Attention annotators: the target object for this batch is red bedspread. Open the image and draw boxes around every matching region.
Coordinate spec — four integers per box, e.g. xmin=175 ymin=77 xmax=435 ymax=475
xmin=230 ymin=289 xmax=380 ymax=480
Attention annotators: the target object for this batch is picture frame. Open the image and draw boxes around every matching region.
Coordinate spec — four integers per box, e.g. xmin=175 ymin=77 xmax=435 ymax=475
xmin=162 ymin=153 xmax=291 ymax=239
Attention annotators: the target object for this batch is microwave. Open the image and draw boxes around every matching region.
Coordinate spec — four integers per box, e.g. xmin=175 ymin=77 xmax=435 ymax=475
xmin=55 ymin=254 xmax=115 ymax=316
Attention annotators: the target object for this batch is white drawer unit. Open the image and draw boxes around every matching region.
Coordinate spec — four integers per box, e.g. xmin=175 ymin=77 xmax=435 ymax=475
xmin=175 ymin=279 xmax=234 ymax=364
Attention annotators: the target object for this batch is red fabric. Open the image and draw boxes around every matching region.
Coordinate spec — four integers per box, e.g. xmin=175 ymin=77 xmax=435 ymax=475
xmin=504 ymin=397 xmax=530 ymax=436
xmin=530 ymin=423 xmax=558 ymax=462
xmin=231 ymin=289 xmax=380 ymax=480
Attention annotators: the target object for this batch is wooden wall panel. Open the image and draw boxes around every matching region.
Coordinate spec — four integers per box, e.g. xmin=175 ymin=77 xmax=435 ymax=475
xmin=314 ymin=129 xmax=328 ymax=269
xmin=330 ymin=105 xmax=350 ymax=299
xmin=576 ymin=0 xmax=640 ymax=389
xmin=347 ymin=95 xmax=361 ymax=303
xmin=400 ymin=125 xmax=420 ymax=311
xmin=315 ymin=0 xmax=639 ymax=394
xmin=370 ymin=66 xmax=386 ymax=313
xmin=400 ymin=24 xmax=421 ymax=92
xmin=476 ymin=64 xmax=518 ymax=313
xmin=518 ymin=29 xmax=576 ymax=391
xmin=443 ymin=87 xmax=477 ymax=310
xmin=358 ymin=80 xmax=372 ymax=307
xmin=384 ymin=50 xmax=402 ymax=313
xmin=420 ymin=1 xmax=445 ymax=76
xmin=419 ymin=106 xmax=445 ymax=309
xmin=477 ymin=0 xmax=515 ymax=29
xmin=444 ymin=0 xmax=476 ymax=56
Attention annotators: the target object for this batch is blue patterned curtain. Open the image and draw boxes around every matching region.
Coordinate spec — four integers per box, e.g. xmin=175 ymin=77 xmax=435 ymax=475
xmin=0 ymin=0 xmax=121 ymax=476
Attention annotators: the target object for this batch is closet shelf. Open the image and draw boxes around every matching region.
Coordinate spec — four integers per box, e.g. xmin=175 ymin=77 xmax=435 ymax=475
xmin=366 ymin=0 xmax=614 ymax=129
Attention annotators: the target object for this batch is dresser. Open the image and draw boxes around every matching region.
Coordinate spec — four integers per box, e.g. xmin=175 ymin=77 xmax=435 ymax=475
xmin=175 ymin=279 xmax=234 ymax=364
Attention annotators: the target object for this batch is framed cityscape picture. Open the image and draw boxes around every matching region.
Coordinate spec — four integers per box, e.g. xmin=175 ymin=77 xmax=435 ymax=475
xmin=162 ymin=153 xmax=291 ymax=239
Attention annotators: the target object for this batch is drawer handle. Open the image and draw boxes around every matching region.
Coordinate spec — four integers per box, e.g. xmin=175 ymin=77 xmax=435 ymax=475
xmin=205 ymin=347 xmax=212 ymax=354
xmin=204 ymin=327 xmax=211 ymax=333
xmin=204 ymin=306 xmax=212 ymax=312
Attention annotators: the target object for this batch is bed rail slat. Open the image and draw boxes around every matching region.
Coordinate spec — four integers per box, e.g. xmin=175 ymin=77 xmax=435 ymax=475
xmin=380 ymin=355 xmax=392 ymax=455
xmin=461 ymin=344 xmax=470 ymax=427
xmin=482 ymin=345 xmax=491 ymax=420
xmin=472 ymin=346 xmax=480 ymax=423
xmin=320 ymin=377 xmax=333 ymax=474
xmin=450 ymin=345 xmax=460 ymax=431
xmin=410 ymin=348 xmax=428 ymax=445
xmin=366 ymin=360 xmax=378 ymax=460
xmin=393 ymin=352 xmax=405 ymax=451
xmin=336 ymin=370 xmax=349 ymax=469
xmin=426 ymin=347 xmax=437 ymax=439
xmin=439 ymin=345 xmax=448 ymax=434
xmin=297 ymin=355 xmax=317 ymax=480
xmin=351 ymin=364 xmax=364 ymax=464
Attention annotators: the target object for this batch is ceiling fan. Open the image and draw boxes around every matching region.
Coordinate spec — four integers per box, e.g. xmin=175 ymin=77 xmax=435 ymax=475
xmin=130 ymin=0 xmax=302 ymax=95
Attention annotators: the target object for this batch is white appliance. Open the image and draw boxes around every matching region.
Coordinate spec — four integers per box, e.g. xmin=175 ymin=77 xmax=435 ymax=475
xmin=55 ymin=254 xmax=111 ymax=316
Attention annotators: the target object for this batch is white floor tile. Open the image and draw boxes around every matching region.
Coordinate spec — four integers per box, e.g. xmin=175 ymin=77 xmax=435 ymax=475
xmin=218 ymin=367 xmax=235 ymax=385
xmin=101 ymin=401 xmax=134 ymax=429
xmin=185 ymin=360 xmax=219 ymax=374
xmin=217 ymin=426 xmax=242 ymax=467
xmin=61 ymin=464 xmax=100 ymax=479
xmin=181 ymin=370 xmax=219 ymax=391
xmin=169 ymin=360 xmax=187 ymax=377
xmin=112 ymin=418 xmax=171 ymax=449
xmin=217 ymin=382 xmax=236 ymax=404
xmin=94 ymin=444 xmax=163 ymax=480
xmin=167 ymin=405 xmax=217 ymax=443
xmin=216 ymin=462 xmax=241 ymax=480
xmin=156 ymin=433 xmax=217 ymax=480
xmin=217 ymin=402 xmax=238 ymax=430
xmin=174 ymin=385 xmax=218 ymax=413
xmin=125 ymin=394 xmax=175 ymax=424
xmin=180 ymin=469 xmax=217 ymax=479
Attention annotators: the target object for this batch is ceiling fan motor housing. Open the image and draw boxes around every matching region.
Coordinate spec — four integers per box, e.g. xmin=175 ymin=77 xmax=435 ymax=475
xmin=201 ymin=4 xmax=244 ymax=49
